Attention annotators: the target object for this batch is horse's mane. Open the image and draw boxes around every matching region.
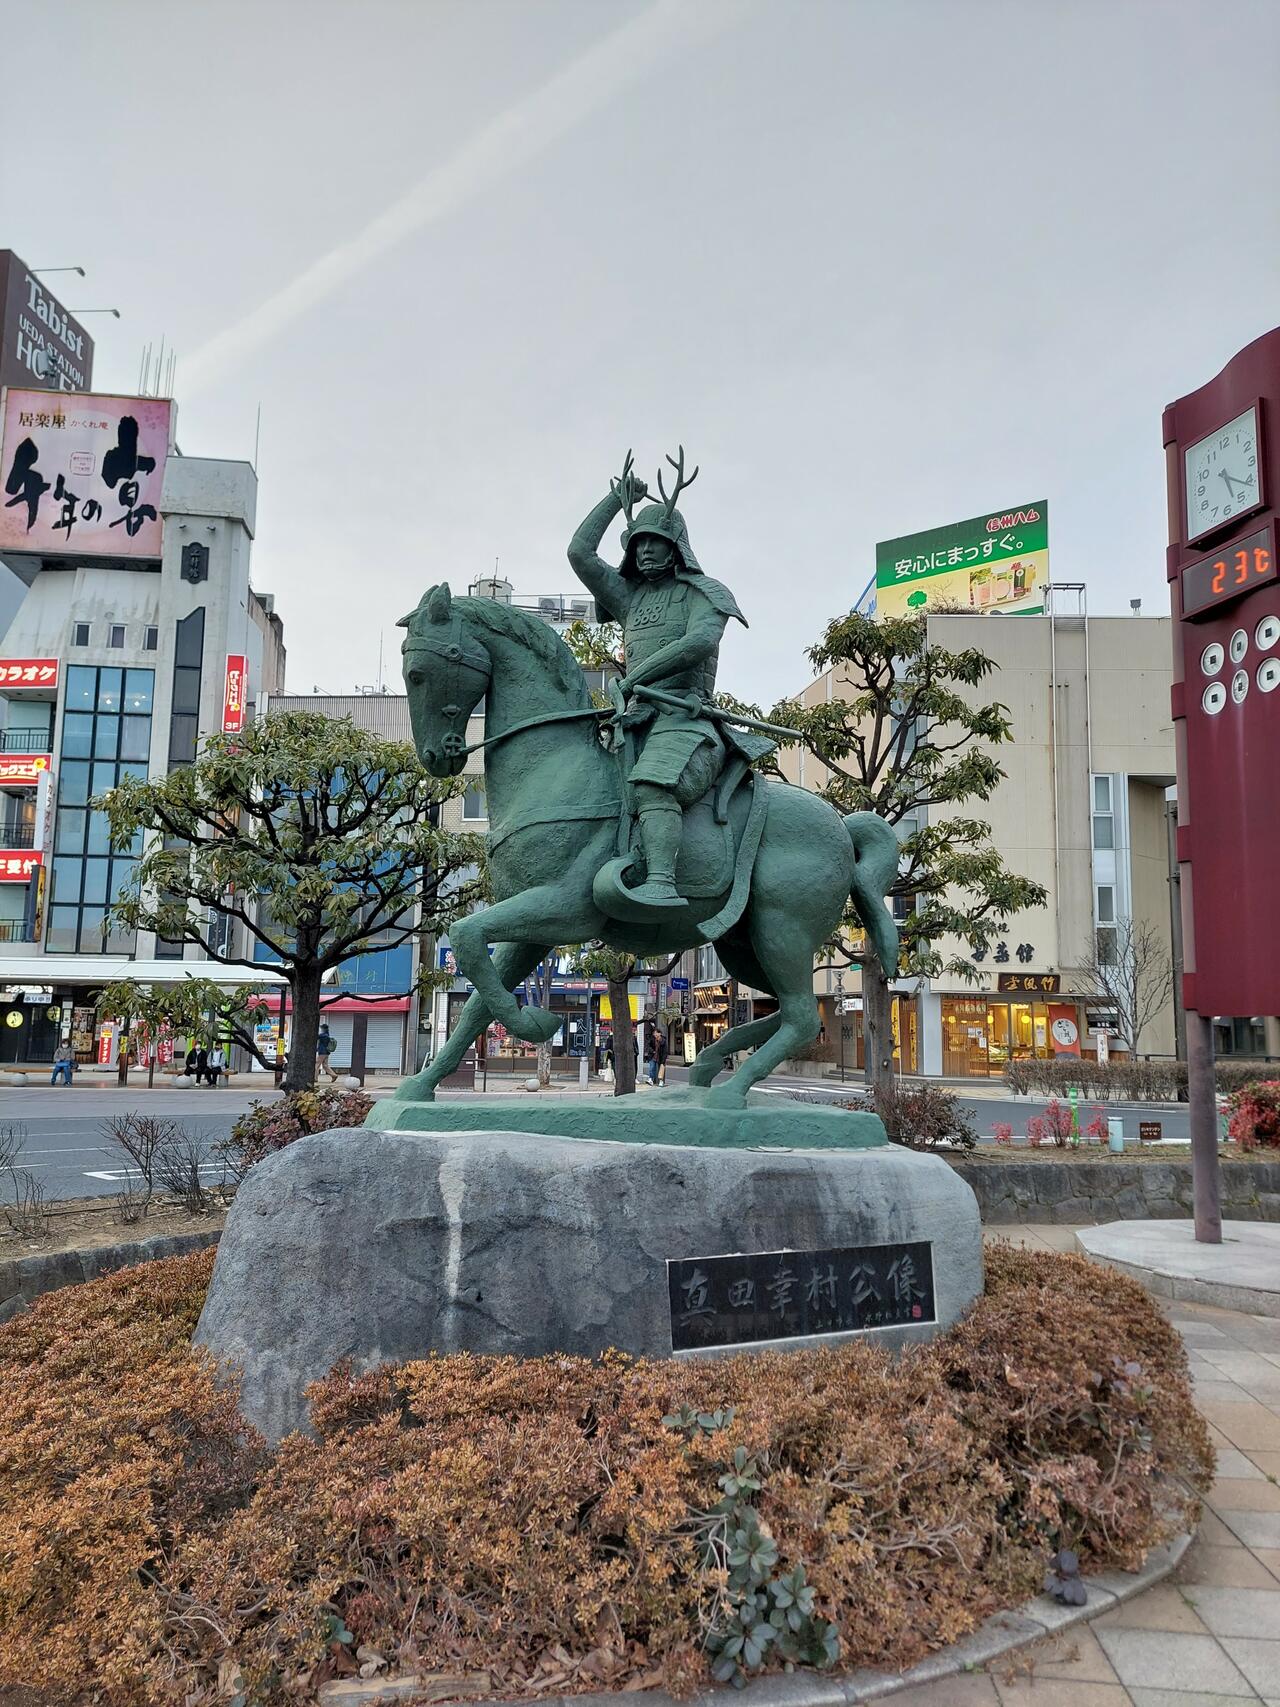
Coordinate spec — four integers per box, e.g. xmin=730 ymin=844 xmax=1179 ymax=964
xmin=456 ymin=597 xmax=591 ymax=705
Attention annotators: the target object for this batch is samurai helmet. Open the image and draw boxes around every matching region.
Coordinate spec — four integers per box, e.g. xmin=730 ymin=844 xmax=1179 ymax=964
xmin=615 ymin=446 xmax=702 ymax=577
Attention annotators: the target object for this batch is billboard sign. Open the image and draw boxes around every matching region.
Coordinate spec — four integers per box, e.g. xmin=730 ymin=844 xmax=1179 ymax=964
xmin=0 ymin=390 xmax=171 ymax=559
xmin=875 ymin=502 xmax=1048 ymax=617
xmin=0 ymin=753 xmax=50 ymax=785
xmin=0 ymin=849 xmax=41 ymax=882
xmin=0 ymin=253 xmax=94 ymax=394
xmin=0 ymin=657 xmax=57 ymax=689
xmin=222 ymin=654 xmax=247 ymax=733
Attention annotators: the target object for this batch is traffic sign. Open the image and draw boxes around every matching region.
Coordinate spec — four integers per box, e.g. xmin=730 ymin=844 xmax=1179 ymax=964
xmin=670 ymin=977 xmax=690 ymax=990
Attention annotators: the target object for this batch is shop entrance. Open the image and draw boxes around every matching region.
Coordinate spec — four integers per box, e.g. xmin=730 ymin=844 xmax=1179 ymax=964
xmin=0 ymin=998 xmax=62 ymax=1064
xmin=942 ymin=995 xmax=1082 ymax=1078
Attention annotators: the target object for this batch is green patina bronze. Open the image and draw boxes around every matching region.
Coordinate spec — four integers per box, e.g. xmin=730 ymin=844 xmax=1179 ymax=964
xmin=374 ymin=1086 xmax=885 ymax=1148
xmin=382 ymin=449 xmax=901 ymax=1119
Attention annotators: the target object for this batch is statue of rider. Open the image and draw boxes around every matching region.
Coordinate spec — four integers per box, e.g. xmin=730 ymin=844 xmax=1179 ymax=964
xmin=568 ymin=448 xmax=746 ymax=911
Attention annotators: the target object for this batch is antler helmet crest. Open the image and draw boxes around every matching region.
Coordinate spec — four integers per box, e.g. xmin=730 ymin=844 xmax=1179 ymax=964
xmin=619 ymin=445 xmax=703 ymax=578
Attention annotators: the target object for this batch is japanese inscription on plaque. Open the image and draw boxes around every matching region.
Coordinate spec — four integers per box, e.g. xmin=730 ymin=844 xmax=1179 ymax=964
xmin=667 ymin=1240 xmax=936 ymax=1352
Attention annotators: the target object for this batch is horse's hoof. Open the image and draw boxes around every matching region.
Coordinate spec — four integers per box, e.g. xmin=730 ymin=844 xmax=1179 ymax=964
xmin=704 ymin=1085 xmax=746 ymax=1110
xmin=514 ymin=1007 xmax=561 ymax=1045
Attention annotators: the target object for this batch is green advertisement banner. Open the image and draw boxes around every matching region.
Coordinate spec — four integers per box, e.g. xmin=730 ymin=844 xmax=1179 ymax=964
xmin=875 ymin=502 xmax=1048 ymax=616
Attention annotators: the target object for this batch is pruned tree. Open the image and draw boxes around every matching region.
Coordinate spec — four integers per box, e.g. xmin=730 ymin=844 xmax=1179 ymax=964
xmin=772 ymin=611 xmax=1048 ymax=1095
xmin=95 ymin=976 xmax=269 ymax=1087
xmin=1076 ymin=915 xmax=1174 ymax=1056
xmin=97 ymin=712 xmax=484 ymax=1092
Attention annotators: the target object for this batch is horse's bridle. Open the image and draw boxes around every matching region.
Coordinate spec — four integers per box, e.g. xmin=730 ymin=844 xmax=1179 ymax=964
xmin=406 ymin=618 xmax=610 ymax=764
xmin=404 ymin=618 xmax=492 ymax=762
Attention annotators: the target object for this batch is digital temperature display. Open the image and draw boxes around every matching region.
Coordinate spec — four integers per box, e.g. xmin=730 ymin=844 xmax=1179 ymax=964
xmin=1181 ymin=525 xmax=1275 ymax=618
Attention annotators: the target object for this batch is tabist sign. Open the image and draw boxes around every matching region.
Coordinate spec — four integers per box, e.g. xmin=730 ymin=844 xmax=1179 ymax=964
xmin=222 ymin=654 xmax=247 ymax=733
xmin=0 ymin=253 xmax=94 ymax=394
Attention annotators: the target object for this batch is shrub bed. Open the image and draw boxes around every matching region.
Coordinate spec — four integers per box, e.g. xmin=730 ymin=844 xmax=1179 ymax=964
xmin=0 ymin=1246 xmax=1211 ymax=1705
xmin=1005 ymin=1056 xmax=1271 ymax=1101
xmin=218 ymin=1086 xmax=375 ymax=1175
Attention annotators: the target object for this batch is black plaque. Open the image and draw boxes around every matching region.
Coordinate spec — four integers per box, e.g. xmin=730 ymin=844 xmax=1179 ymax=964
xmin=181 ymin=540 xmax=210 ymax=584
xmin=667 ymin=1240 xmax=936 ymax=1352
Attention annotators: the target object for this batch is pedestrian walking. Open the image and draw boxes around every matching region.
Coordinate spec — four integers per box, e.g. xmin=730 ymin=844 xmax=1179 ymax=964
xmin=655 ymin=1026 xmax=669 ymax=1086
xmin=316 ymin=1024 xmax=337 ymax=1082
xmin=207 ymin=1043 xmax=225 ymax=1087
xmin=50 ymin=1041 xmax=74 ymax=1087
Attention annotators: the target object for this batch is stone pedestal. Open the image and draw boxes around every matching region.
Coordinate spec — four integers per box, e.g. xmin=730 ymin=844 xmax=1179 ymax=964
xmin=195 ymin=1126 xmax=983 ymax=1441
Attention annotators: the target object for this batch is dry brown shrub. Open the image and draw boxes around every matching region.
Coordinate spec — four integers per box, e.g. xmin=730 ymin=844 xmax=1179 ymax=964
xmin=0 ymin=1242 xmax=1212 ymax=1705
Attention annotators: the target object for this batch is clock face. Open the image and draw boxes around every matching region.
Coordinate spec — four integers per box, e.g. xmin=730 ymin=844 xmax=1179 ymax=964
xmin=1185 ymin=405 xmax=1262 ymax=542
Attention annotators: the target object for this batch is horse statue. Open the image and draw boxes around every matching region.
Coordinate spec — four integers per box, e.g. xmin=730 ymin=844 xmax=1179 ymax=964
xmin=390 ymin=582 xmax=900 ymax=1109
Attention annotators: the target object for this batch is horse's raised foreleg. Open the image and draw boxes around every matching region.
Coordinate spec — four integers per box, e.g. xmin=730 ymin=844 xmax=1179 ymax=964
xmin=448 ymin=875 xmax=605 ymax=1043
xmin=394 ymin=940 xmax=547 ymax=1102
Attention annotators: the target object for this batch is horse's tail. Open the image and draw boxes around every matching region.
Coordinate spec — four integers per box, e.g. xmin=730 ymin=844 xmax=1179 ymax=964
xmin=844 ymin=812 xmax=900 ymax=978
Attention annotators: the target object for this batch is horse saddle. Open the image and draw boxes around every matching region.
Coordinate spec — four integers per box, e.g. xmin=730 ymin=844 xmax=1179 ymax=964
xmin=591 ymin=726 xmax=772 ymax=931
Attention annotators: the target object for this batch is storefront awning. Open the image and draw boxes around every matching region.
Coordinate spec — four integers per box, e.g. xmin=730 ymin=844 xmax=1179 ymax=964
xmin=0 ymin=956 xmax=332 ymax=988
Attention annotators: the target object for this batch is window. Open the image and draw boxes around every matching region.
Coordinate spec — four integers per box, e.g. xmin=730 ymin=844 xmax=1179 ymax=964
xmin=109 ymin=625 xmax=126 ymax=649
xmin=1093 ymin=776 xmax=1112 ymax=813
xmin=73 ymin=622 xmax=90 ymax=647
xmin=462 ymin=781 xmax=487 ymax=820
xmin=168 ymin=608 xmax=205 ymax=767
xmin=1096 ymin=885 xmax=1115 ymax=924
xmin=143 ymin=625 xmax=158 ymax=651
xmin=1096 ymin=926 xmax=1118 ymax=966
xmin=48 ymin=664 xmax=153 ymax=954
xmin=1092 ymin=815 xmax=1114 ymax=850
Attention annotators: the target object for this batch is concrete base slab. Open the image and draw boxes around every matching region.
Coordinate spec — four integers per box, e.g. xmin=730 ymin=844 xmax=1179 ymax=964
xmin=368 ymin=1086 xmax=887 ymax=1150
xmin=1076 ymin=1219 xmax=1280 ymax=1316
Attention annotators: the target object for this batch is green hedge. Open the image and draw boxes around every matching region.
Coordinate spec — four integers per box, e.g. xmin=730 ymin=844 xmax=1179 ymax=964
xmin=1004 ymin=1056 xmax=1273 ymax=1101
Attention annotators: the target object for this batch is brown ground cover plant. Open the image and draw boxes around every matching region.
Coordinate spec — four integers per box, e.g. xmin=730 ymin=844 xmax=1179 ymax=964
xmin=0 ymin=1244 xmax=1211 ymax=1706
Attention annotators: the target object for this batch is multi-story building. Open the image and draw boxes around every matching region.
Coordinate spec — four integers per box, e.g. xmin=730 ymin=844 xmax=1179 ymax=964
xmin=0 ymin=446 xmax=286 ymax=1065
xmin=776 ymin=602 xmax=1199 ymax=1080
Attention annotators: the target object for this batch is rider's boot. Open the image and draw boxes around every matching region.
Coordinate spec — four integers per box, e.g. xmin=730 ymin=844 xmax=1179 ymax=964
xmin=626 ymin=789 xmax=683 ymax=910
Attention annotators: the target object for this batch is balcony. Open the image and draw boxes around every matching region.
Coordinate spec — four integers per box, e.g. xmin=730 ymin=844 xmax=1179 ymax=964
xmin=0 ymin=921 xmax=36 ymax=944
xmin=0 ymin=824 xmax=35 ymax=848
xmin=0 ymin=730 xmax=52 ymax=753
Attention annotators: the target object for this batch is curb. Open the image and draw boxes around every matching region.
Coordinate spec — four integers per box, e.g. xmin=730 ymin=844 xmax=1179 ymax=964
xmin=317 ymin=1531 xmax=1192 ymax=1705
xmin=0 ymin=1229 xmax=221 ymax=1323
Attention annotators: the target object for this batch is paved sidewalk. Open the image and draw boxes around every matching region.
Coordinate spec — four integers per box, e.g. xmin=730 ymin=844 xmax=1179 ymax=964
xmin=895 ymin=1224 xmax=1280 ymax=1705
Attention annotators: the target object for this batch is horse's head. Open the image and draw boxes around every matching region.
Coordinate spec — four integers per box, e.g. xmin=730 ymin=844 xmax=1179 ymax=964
xmin=397 ymin=583 xmax=492 ymax=778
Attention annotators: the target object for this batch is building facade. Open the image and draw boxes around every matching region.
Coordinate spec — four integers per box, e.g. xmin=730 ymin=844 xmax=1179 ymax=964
xmin=778 ymin=606 xmax=1189 ymax=1079
xmin=0 ymin=450 xmax=286 ymax=1064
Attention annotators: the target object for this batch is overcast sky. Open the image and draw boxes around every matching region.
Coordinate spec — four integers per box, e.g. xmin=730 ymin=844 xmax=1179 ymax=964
xmin=3 ymin=0 xmax=1278 ymax=702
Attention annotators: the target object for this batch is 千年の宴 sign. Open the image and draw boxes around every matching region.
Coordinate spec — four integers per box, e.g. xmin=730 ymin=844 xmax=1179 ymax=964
xmin=0 ymin=390 xmax=172 ymax=559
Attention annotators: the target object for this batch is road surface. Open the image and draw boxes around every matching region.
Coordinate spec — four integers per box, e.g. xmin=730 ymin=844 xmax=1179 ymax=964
xmin=0 ymin=1076 xmax=1193 ymax=1203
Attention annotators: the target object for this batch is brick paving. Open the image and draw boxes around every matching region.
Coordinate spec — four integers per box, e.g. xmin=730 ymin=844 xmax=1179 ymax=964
xmin=896 ymin=1224 xmax=1280 ymax=1705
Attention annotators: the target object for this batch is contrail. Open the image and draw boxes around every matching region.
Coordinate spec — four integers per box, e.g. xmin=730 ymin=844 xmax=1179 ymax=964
xmin=180 ymin=0 xmax=747 ymax=396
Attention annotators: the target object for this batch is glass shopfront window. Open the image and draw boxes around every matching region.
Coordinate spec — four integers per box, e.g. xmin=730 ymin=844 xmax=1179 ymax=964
xmin=942 ymin=995 xmax=1080 ymax=1078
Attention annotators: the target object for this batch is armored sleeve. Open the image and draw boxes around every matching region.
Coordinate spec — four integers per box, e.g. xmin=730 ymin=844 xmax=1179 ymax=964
xmin=568 ymin=494 xmax=630 ymax=624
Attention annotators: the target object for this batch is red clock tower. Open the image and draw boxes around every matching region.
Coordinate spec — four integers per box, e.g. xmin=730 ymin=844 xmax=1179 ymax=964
xmin=1164 ymin=327 xmax=1280 ymax=1240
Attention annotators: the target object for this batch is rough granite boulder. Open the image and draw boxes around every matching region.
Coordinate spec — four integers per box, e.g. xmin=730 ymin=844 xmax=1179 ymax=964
xmin=194 ymin=1126 xmax=983 ymax=1441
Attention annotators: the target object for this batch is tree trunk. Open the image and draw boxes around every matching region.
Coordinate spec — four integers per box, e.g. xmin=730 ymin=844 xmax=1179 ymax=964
xmin=609 ymin=978 xmax=637 ymax=1097
xmin=536 ymin=1039 xmax=553 ymax=1088
xmin=862 ymin=960 xmax=895 ymax=1099
xmin=285 ymin=968 xmax=323 ymax=1092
